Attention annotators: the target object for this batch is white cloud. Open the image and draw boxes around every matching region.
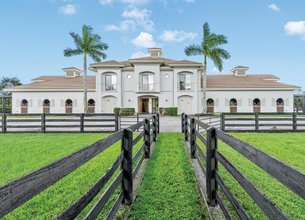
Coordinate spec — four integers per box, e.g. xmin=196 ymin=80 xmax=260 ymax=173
xmin=183 ymin=0 xmax=195 ymax=3
xmin=99 ymin=0 xmax=112 ymax=5
xmin=105 ymin=8 xmax=154 ymax=32
xmin=121 ymin=0 xmax=150 ymax=5
xmin=58 ymin=4 xmax=77 ymax=15
xmin=159 ymin=30 xmax=197 ymax=42
xmin=131 ymin=32 xmax=157 ymax=48
xmin=284 ymin=21 xmax=305 ymax=40
xmin=131 ymin=51 xmax=149 ymax=58
xmin=268 ymin=4 xmax=280 ymax=12
xmin=212 ymin=67 xmax=220 ymax=73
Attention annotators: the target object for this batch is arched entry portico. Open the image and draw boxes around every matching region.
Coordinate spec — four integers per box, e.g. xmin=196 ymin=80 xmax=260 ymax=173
xmin=138 ymin=95 xmax=159 ymax=113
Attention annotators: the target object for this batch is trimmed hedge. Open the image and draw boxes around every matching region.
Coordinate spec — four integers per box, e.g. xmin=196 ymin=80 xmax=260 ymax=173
xmin=113 ymin=107 xmax=135 ymax=116
xmin=160 ymin=107 xmax=178 ymax=116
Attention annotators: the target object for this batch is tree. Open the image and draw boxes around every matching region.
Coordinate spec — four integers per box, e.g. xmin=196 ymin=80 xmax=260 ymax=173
xmin=185 ymin=22 xmax=230 ymax=113
xmin=0 ymin=77 xmax=22 ymax=95
xmin=64 ymin=25 xmax=108 ymax=113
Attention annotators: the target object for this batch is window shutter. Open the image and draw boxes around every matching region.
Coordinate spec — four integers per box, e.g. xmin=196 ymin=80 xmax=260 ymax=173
xmin=38 ymin=100 xmax=42 ymax=107
xmin=225 ymin=98 xmax=229 ymax=106
xmin=74 ymin=99 xmax=77 ymax=107
xmin=16 ymin=100 xmax=20 ymax=107
xmin=29 ymin=99 xmax=33 ymax=107
xmin=238 ymin=99 xmax=242 ymax=106
xmin=272 ymin=98 xmax=275 ymax=106
xmin=285 ymin=99 xmax=289 ymax=106
xmin=51 ymin=99 xmax=55 ymax=107
xmin=61 ymin=100 xmax=64 ymax=107
xmin=215 ymin=99 xmax=219 ymax=106
xmin=262 ymin=98 xmax=265 ymax=106
xmin=248 ymin=98 xmax=252 ymax=106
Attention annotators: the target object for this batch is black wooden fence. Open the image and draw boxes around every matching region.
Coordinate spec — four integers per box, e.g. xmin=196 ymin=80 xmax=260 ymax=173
xmin=0 ymin=114 xmax=159 ymax=219
xmin=182 ymin=113 xmax=305 ymax=220
xmin=221 ymin=112 xmax=305 ymax=132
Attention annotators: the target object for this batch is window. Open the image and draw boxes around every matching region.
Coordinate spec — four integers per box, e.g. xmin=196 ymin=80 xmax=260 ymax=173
xmin=105 ymin=75 xmax=117 ymax=91
xmin=179 ymin=73 xmax=191 ymax=90
xmin=140 ymin=73 xmax=154 ymax=91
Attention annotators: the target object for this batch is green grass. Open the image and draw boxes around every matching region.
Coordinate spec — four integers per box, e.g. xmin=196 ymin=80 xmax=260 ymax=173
xmin=129 ymin=133 xmax=204 ymax=220
xmin=0 ymin=133 xmax=143 ymax=219
xmin=198 ymin=132 xmax=305 ymax=220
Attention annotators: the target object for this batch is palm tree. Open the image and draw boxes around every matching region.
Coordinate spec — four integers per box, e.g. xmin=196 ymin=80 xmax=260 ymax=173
xmin=64 ymin=25 xmax=108 ymax=113
xmin=0 ymin=77 xmax=22 ymax=95
xmin=185 ymin=22 xmax=230 ymax=113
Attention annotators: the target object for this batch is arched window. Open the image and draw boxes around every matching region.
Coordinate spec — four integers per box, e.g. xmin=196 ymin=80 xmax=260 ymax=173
xmin=178 ymin=72 xmax=192 ymax=91
xmin=21 ymin=99 xmax=28 ymax=114
xmin=206 ymin=98 xmax=214 ymax=113
xmin=88 ymin=99 xmax=95 ymax=113
xmin=104 ymin=73 xmax=117 ymax=91
xmin=140 ymin=72 xmax=155 ymax=92
xmin=65 ymin=99 xmax=73 ymax=114
xmin=276 ymin=98 xmax=284 ymax=113
xmin=230 ymin=98 xmax=238 ymax=113
xmin=43 ymin=99 xmax=50 ymax=114
xmin=253 ymin=98 xmax=261 ymax=113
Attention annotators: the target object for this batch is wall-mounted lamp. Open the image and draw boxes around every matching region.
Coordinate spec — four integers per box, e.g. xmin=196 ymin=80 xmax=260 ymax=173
xmin=128 ymin=99 xmax=131 ymax=102
xmin=165 ymin=99 xmax=168 ymax=102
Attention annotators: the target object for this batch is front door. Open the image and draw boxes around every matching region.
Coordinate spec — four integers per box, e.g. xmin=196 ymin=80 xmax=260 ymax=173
xmin=142 ymin=98 xmax=149 ymax=113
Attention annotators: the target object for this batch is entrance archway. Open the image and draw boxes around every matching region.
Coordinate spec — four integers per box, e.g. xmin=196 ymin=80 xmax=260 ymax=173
xmin=43 ymin=99 xmax=50 ymax=114
xmin=21 ymin=99 xmax=28 ymax=114
xmin=65 ymin=99 xmax=73 ymax=114
xmin=88 ymin=99 xmax=95 ymax=113
xmin=276 ymin=98 xmax=284 ymax=113
xmin=206 ymin=98 xmax=214 ymax=113
xmin=253 ymin=98 xmax=261 ymax=113
xmin=230 ymin=98 xmax=237 ymax=113
xmin=139 ymin=96 xmax=159 ymax=113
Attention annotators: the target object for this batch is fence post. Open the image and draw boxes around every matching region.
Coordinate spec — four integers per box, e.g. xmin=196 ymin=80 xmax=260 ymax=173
xmin=144 ymin=119 xmax=151 ymax=158
xmin=41 ymin=113 xmax=46 ymax=133
xmin=181 ymin=113 xmax=185 ymax=133
xmin=152 ymin=115 xmax=157 ymax=142
xmin=80 ymin=114 xmax=84 ymax=133
xmin=184 ymin=114 xmax=189 ymax=142
xmin=255 ymin=113 xmax=259 ymax=132
xmin=221 ymin=113 xmax=225 ymax=131
xmin=190 ymin=118 xmax=196 ymax=158
xmin=115 ymin=113 xmax=119 ymax=132
xmin=206 ymin=127 xmax=217 ymax=206
xmin=121 ymin=128 xmax=133 ymax=205
xmin=2 ymin=113 xmax=7 ymax=133
xmin=293 ymin=112 xmax=297 ymax=132
xmin=156 ymin=112 xmax=160 ymax=134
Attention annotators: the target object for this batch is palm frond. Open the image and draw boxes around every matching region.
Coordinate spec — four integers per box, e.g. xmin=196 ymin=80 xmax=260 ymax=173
xmin=211 ymin=48 xmax=231 ymax=60
xmin=209 ymin=50 xmax=224 ymax=72
xmin=184 ymin=44 xmax=203 ymax=56
xmin=69 ymin=32 xmax=83 ymax=49
xmin=203 ymin=22 xmax=210 ymax=41
xmin=91 ymin=42 xmax=109 ymax=51
xmin=89 ymin=49 xmax=107 ymax=61
xmin=64 ymin=48 xmax=83 ymax=57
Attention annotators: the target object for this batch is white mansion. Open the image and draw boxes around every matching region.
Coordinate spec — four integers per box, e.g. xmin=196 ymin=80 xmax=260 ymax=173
xmin=7 ymin=48 xmax=300 ymax=114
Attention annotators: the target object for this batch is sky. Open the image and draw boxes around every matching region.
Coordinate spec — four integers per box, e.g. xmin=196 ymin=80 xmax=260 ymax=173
xmin=0 ymin=0 xmax=305 ymax=91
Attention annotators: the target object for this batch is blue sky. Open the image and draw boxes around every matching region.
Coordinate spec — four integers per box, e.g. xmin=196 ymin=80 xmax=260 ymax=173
xmin=1 ymin=0 xmax=305 ymax=91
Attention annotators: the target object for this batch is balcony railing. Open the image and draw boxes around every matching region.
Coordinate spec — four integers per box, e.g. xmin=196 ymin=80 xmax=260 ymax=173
xmin=139 ymin=83 xmax=159 ymax=92
xmin=177 ymin=82 xmax=194 ymax=91
xmin=102 ymin=83 xmax=118 ymax=92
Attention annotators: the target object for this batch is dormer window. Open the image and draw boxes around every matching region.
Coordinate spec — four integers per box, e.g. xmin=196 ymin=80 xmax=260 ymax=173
xmin=63 ymin=67 xmax=82 ymax=78
xmin=231 ymin=66 xmax=249 ymax=76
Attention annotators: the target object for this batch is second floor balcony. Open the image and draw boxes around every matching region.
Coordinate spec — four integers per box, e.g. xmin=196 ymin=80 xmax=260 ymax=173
xmin=177 ymin=82 xmax=195 ymax=91
xmin=138 ymin=83 xmax=160 ymax=93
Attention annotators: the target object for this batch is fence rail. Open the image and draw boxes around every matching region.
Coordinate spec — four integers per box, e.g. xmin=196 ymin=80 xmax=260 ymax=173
xmin=182 ymin=113 xmax=305 ymax=220
xmin=0 ymin=114 xmax=160 ymax=219
xmin=221 ymin=112 xmax=305 ymax=132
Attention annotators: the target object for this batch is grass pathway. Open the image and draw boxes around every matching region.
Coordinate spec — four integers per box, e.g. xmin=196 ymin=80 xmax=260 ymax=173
xmin=128 ymin=133 xmax=204 ymax=220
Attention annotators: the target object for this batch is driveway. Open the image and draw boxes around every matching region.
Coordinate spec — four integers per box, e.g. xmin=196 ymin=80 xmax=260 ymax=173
xmin=160 ymin=116 xmax=182 ymax=132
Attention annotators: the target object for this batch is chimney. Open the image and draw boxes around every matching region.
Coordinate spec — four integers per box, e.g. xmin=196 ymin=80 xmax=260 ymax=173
xmin=231 ymin=66 xmax=249 ymax=76
xmin=63 ymin=67 xmax=82 ymax=78
xmin=148 ymin=48 xmax=162 ymax=57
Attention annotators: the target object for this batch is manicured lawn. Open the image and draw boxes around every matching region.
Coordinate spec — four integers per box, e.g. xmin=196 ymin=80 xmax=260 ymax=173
xmin=199 ymin=132 xmax=305 ymax=220
xmin=0 ymin=133 xmax=143 ymax=219
xmin=129 ymin=133 xmax=205 ymax=220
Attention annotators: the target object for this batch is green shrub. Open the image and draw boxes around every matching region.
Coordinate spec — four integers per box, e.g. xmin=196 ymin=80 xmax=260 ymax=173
xmin=164 ymin=107 xmax=178 ymax=116
xmin=159 ymin=107 xmax=165 ymax=115
xmin=119 ymin=108 xmax=135 ymax=116
xmin=113 ymin=108 xmax=120 ymax=114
